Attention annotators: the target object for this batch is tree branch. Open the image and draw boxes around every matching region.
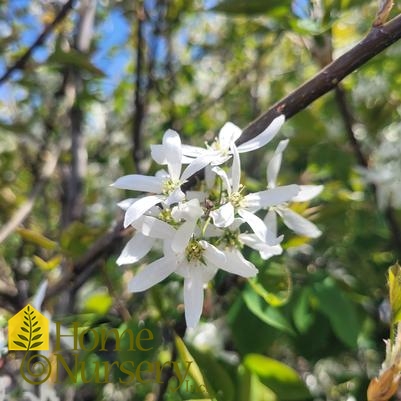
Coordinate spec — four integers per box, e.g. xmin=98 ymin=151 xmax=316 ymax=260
xmin=0 ymin=0 xmax=76 ymax=86
xmin=132 ymin=4 xmax=146 ymax=173
xmin=239 ymin=13 xmax=401 ymax=144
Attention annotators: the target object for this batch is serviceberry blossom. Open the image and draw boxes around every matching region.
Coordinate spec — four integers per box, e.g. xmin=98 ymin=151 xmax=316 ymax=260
xmin=113 ymin=116 xmax=322 ymax=328
xmin=210 ymin=143 xmax=300 ymax=241
xmin=111 ymin=130 xmax=214 ymax=228
xmin=127 ymin=199 xmax=257 ymax=328
xmin=264 ymin=139 xmax=323 ymax=238
xmin=181 ymin=115 xmax=285 ymax=165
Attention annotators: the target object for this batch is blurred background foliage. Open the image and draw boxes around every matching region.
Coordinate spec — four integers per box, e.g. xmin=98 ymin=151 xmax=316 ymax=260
xmin=1 ymin=0 xmax=401 ymax=400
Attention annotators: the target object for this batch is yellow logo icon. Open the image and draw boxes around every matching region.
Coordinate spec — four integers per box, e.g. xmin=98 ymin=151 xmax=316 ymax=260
xmin=8 ymin=304 xmax=49 ymax=351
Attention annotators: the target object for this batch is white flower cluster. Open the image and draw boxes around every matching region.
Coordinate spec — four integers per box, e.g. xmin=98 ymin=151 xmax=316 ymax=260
xmin=112 ymin=116 xmax=322 ymax=328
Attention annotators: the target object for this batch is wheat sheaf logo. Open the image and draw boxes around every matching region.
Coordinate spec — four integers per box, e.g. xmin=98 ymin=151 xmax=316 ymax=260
xmin=8 ymin=304 xmax=50 ymax=384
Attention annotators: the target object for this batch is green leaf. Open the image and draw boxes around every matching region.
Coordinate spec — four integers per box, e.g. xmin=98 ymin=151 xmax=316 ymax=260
xmin=313 ymin=277 xmax=360 ymax=348
xmin=30 ymin=342 xmax=43 ymax=349
xmin=293 ymin=288 xmax=315 ymax=333
xmin=175 ymin=336 xmax=212 ymax=396
xmin=243 ymin=287 xmax=295 ymax=335
xmin=244 ymin=354 xmax=311 ymax=400
xmin=18 ymin=334 xmax=28 ymax=342
xmin=388 ymin=262 xmax=401 ymax=324
xmin=17 ymin=228 xmax=58 ymax=250
xmin=32 ymin=327 xmax=40 ymax=333
xmin=186 ymin=343 xmax=235 ymax=401
xmin=212 ymin=0 xmax=291 ymax=15
xmin=48 ymin=48 xmax=105 ymax=77
xmin=21 ymin=327 xmax=29 ymax=333
xmin=82 ymin=292 xmax=113 ymax=315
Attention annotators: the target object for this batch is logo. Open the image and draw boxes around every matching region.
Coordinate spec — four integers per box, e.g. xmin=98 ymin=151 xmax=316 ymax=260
xmin=6 ymin=305 xmax=209 ymax=395
xmin=8 ymin=304 xmax=49 ymax=352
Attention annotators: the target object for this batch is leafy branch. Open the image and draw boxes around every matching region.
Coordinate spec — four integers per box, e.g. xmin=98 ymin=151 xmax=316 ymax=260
xmin=239 ymin=12 xmax=401 ymax=144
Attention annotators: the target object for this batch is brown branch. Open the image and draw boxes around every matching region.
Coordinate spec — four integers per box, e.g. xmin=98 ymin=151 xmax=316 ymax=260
xmin=132 ymin=4 xmax=146 ymax=173
xmin=0 ymin=0 xmax=76 ymax=86
xmin=238 ymin=13 xmax=401 ymax=144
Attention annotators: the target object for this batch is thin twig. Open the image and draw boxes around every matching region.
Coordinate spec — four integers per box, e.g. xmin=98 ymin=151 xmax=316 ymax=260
xmin=0 ymin=0 xmax=76 ymax=86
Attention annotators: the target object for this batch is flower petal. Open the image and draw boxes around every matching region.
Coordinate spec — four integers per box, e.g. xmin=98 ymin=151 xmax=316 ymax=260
xmin=245 ymin=184 xmax=300 ymax=210
xmin=292 ymin=185 xmax=324 ymax=202
xmin=111 ymin=174 xmax=163 ymax=193
xmin=116 ymin=233 xmax=154 ymax=265
xmin=117 ymin=198 xmax=137 ymax=211
xmin=201 ymin=241 xmax=226 ymax=268
xmin=205 ymin=165 xmax=216 ymax=189
xmin=181 ymin=154 xmax=216 ymax=182
xmin=184 ymin=269 xmax=204 ymax=328
xmin=238 ymin=208 xmax=268 ymax=241
xmin=264 ymin=209 xmax=278 ymax=236
xmin=280 ymin=207 xmax=322 ymax=238
xmin=221 ymin=249 xmax=257 ymax=277
xmin=239 ymin=233 xmax=283 ymax=260
xmin=163 ymin=129 xmax=182 ymax=181
xmin=237 ymin=115 xmax=285 ymax=153
xmin=140 ymin=216 xmax=176 ymax=239
xmin=172 ymin=220 xmax=197 ymax=253
xmin=212 ymin=166 xmax=231 ymax=194
xmin=181 ymin=144 xmax=208 ymax=158
xmin=172 ymin=198 xmax=204 ymax=221
xmin=150 ymin=144 xmax=166 ymax=164
xmin=210 ymin=202 xmax=235 ymax=227
xmin=218 ymin=122 xmax=242 ymax=150
xmin=128 ymin=257 xmax=176 ymax=292
xmin=231 ymin=143 xmax=241 ymax=193
xmin=267 ymin=139 xmax=289 ymax=187
xmin=124 ymin=195 xmax=164 ymax=227
xmin=166 ymin=188 xmax=185 ymax=205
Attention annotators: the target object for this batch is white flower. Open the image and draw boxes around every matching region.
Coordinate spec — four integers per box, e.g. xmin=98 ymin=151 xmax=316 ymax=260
xmin=239 ymin=210 xmax=283 ymax=260
xmin=112 ymin=130 xmax=212 ymax=228
xmin=116 ymin=215 xmax=175 ymax=265
xmin=266 ymin=139 xmax=323 ymax=238
xmin=127 ymin=200 xmax=258 ymax=328
xmin=210 ymin=144 xmax=299 ymax=242
xmin=181 ymin=115 xmax=286 ymax=166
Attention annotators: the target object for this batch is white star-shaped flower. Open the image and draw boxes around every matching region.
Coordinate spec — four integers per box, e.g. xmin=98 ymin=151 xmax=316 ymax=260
xmin=210 ymin=144 xmax=299 ymax=242
xmin=181 ymin=115 xmax=286 ymax=166
xmin=112 ymin=130 xmax=213 ymax=228
xmin=127 ymin=201 xmax=257 ymax=328
xmin=265 ymin=139 xmax=323 ymax=238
